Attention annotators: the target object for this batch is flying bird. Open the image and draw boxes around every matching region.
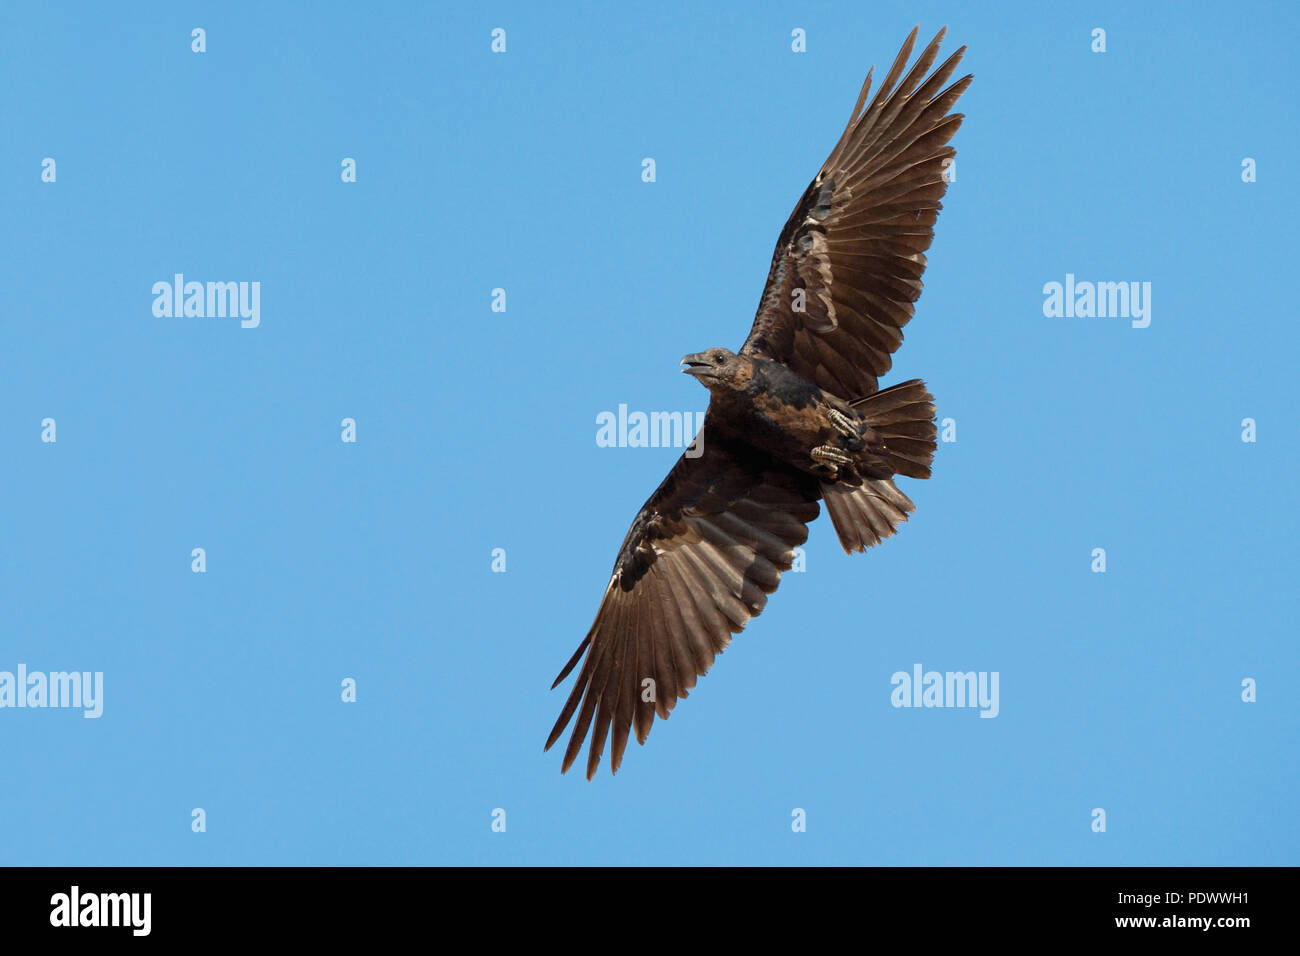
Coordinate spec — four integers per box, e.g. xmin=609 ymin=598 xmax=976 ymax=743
xmin=547 ymin=27 xmax=971 ymax=778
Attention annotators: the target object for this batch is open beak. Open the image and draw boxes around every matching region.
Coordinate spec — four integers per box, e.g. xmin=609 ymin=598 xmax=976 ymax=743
xmin=681 ymin=353 xmax=711 ymax=376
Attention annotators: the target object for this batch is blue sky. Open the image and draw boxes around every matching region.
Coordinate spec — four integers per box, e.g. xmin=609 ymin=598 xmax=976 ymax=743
xmin=2 ymin=0 xmax=1296 ymax=865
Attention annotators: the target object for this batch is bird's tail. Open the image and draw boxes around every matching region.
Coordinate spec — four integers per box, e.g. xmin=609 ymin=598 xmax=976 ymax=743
xmin=851 ymin=379 xmax=936 ymax=480
xmin=821 ymin=478 xmax=917 ymax=554
xmin=821 ymin=380 xmax=936 ymax=554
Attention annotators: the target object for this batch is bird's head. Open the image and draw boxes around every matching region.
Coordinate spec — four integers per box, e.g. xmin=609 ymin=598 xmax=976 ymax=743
xmin=681 ymin=347 xmax=744 ymax=393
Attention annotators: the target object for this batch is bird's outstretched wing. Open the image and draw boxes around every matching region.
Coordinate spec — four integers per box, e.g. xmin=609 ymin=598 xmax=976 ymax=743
xmin=546 ymin=423 xmax=820 ymax=778
xmin=741 ymin=26 xmax=972 ymax=402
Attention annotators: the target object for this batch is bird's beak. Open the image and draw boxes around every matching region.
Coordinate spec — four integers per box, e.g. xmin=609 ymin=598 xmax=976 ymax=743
xmin=681 ymin=353 xmax=711 ymax=376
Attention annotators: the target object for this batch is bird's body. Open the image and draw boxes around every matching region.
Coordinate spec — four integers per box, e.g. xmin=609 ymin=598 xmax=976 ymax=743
xmin=688 ymin=351 xmax=915 ymax=483
xmin=547 ymin=27 xmax=972 ymax=778
xmin=695 ymin=353 xmax=837 ymax=467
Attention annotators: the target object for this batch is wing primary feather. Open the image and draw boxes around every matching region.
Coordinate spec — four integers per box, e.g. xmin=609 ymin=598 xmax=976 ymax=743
xmin=581 ymin=599 xmax=627 ymax=778
xmin=642 ymin=569 xmax=675 ymax=722
xmin=609 ymin=595 xmax=640 ymax=774
xmin=549 ymin=629 xmax=592 ymax=690
xmin=561 ymin=603 xmax=620 ymax=774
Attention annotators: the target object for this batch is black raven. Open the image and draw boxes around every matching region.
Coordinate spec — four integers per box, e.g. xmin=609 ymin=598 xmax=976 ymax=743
xmin=548 ymin=27 xmax=971 ymax=778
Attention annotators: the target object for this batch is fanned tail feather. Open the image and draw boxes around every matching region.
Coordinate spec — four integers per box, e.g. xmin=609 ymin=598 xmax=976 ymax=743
xmin=852 ymin=378 xmax=936 ymax=479
xmin=822 ymin=379 xmax=936 ymax=553
xmin=820 ymin=478 xmax=916 ymax=554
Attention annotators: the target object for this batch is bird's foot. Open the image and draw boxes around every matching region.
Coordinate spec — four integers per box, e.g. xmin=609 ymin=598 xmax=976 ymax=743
xmin=827 ymin=408 xmax=860 ymax=439
xmin=811 ymin=444 xmax=852 ymax=477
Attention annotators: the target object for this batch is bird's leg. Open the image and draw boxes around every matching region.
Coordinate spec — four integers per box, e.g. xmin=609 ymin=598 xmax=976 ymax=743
xmin=827 ymin=408 xmax=860 ymax=440
xmin=811 ymin=444 xmax=852 ymax=477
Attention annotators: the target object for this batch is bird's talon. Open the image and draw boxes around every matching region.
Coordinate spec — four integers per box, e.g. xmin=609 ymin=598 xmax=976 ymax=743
xmin=811 ymin=444 xmax=852 ymax=477
xmin=827 ymin=408 xmax=859 ymax=439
